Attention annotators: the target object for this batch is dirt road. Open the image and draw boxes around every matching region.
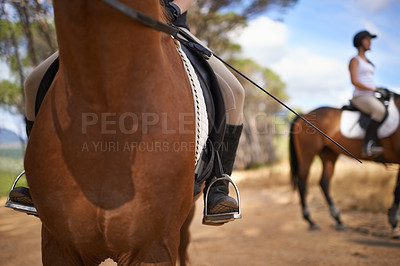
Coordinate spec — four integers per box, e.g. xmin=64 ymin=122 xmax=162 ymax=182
xmin=1 ymin=185 xmax=400 ymax=266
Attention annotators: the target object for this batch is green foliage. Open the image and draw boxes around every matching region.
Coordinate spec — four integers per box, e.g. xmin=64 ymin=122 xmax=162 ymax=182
xmin=0 ymin=1 xmax=57 ymax=113
xmin=187 ymin=0 xmax=298 ymax=55
xmin=232 ymin=58 xmax=287 ymax=113
xmin=0 ymin=148 xmax=25 ymax=197
xmin=230 ymin=58 xmax=289 ymax=167
xmin=0 ymin=169 xmax=27 ymax=197
xmin=242 ymin=0 xmax=298 ymax=17
xmin=0 ymin=148 xmax=24 ymax=159
xmin=188 ymin=8 xmax=246 ymax=56
xmin=186 ymin=1 xmax=298 ymax=168
xmin=0 ymin=80 xmax=23 ymax=111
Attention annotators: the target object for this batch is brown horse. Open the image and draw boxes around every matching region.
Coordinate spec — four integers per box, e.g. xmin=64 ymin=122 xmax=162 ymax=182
xmin=290 ymin=93 xmax=400 ymax=233
xmin=24 ymin=0 xmax=197 ymax=264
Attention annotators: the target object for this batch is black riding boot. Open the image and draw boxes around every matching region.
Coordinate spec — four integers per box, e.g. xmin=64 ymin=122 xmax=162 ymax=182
xmin=363 ymin=119 xmax=383 ymax=156
xmin=8 ymin=118 xmax=34 ymax=207
xmin=204 ymin=124 xmax=243 ymax=225
xmin=25 ymin=118 xmax=34 ymax=137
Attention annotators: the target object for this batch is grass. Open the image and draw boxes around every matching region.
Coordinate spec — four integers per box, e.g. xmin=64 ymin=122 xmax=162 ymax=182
xmin=0 ymin=148 xmax=25 ymax=197
xmin=0 ymin=148 xmax=24 ymax=160
xmin=330 ymin=158 xmax=397 ymax=212
xmin=233 ymin=156 xmax=398 ymax=213
xmin=1 ymin=142 xmax=397 ymax=213
xmin=0 ymin=169 xmax=27 ymax=197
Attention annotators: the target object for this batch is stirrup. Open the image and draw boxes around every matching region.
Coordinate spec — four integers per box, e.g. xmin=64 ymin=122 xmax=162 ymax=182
xmin=5 ymin=170 xmax=38 ymax=216
xmin=366 ymin=140 xmax=384 ymax=156
xmin=202 ymin=174 xmax=241 ymax=225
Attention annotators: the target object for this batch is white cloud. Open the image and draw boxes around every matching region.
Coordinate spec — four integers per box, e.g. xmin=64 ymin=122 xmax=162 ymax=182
xmin=349 ymin=0 xmax=393 ymax=13
xmin=272 ymin=48 xmax=351 ymax=110
xmin=272 ymin=48 xmax=349 ymax=91
xmin=360 ymin=19 xmax=380 ymax=35
xmin=236 ymin=16 xmax=289 ymax=65
xmin=237 ymin=16 xmax=351 ymax=110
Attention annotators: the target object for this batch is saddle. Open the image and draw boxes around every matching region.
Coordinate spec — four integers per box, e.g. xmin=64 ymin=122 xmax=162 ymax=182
xmin=340 ymin=89 xmax=400 ymax=139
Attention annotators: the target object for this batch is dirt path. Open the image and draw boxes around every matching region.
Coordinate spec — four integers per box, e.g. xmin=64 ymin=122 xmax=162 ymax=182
xmin=1 ymin=186 xmax=400 ymax=265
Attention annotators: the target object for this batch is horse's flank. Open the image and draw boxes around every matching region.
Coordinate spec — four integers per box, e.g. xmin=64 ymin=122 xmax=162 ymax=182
xmin=25 ymin=0 xmax=195 ymax=264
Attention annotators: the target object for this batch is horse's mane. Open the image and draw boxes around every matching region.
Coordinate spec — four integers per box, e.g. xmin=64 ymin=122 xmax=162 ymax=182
xmin=159 ymin=0 xmax=169 ymax=23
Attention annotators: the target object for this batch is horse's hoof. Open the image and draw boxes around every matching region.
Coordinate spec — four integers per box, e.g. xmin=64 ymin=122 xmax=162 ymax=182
xmin=309 ymin=224 xmax=320 ymax=231
xmin=391 ymin=228 xmax=400 ymax=239
xmin=335 ymin=224 xmax=347 ymax=232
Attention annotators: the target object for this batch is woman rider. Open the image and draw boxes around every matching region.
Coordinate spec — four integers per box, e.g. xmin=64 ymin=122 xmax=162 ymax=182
xmin=349 ymin=30 xmax=385 ymax=156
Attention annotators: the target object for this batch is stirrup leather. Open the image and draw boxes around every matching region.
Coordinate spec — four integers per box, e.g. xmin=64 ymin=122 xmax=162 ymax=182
xmin=366 ymin=140 xmax=384 ymax=156
xmin=5 ymin=170 xmax=38 ymax=216
xmin=203 ymin=174 xmax=241 ymax=225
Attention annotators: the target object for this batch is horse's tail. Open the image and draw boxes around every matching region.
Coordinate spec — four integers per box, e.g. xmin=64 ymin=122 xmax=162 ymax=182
xmin=289 ymin=116 xmax=300 ymax=191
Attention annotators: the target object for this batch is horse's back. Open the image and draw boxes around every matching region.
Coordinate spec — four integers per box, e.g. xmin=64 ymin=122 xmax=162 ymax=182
xmin=292 ymin=106 xmax=341 ymax=138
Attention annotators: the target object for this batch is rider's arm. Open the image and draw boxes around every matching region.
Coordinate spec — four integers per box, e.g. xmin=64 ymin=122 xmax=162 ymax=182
xmin=349 ymin=57 xmax=377 ymax=92
xmin=164 ymin=0 xmax=194 ymax=21
xmin=171 ymin=0 xmax=194 ymax=13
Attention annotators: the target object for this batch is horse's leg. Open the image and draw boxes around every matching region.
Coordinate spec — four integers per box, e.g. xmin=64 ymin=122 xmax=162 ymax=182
xmin=297 ymin=158 xmax=320 ymax=230
xmin=318 ymin=148 xmax=346 ymax=231
xmin=178 ymin=205 xmax=195 ymax=266
xmin=298 ymin=180 xmax=319 ymax=230
xmin=291 ymin=118 xmax=320 ymax=230
xmin=42 ymin=225 xmax=98 ymax=266
xmin=388 ymin=167 xmax=400 ymax=238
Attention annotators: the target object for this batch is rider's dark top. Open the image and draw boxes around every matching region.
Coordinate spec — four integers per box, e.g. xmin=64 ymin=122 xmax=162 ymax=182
xmin=164 ymin=0 xmax=190 ymax=30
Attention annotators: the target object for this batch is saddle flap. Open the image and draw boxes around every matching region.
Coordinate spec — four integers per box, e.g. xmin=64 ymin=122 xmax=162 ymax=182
xmin=340 ymin=96 xmax=400 ymax=139
xmin=180 ymin=43 xmax=226 ymax=144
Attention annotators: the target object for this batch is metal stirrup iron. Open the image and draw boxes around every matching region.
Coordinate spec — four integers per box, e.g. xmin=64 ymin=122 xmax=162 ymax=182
xmin=5 ymin=170 xmax=38 ymax=216
xmin=203 ymin=174 xmax=241 ymax=224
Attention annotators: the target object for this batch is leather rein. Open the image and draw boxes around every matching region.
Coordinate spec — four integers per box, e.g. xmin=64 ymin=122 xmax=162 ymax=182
xmin=101 ymin=0 xmax=211 ymax=58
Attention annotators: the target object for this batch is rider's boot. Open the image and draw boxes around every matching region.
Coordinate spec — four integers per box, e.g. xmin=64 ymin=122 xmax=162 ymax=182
xmin=25 ymin=118 xmax=34 ymax=137
xmin=362 ymin=119 xmax=384 ymax=157
xmin=203 ymin=124 xmax=243 ymax=225
xmin=8 ymin=118 xmax=35 ymax=207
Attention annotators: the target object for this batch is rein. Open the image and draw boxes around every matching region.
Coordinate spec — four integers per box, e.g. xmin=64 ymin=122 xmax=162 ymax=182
xmin=101 ymin=0 xmax=362 ymax=164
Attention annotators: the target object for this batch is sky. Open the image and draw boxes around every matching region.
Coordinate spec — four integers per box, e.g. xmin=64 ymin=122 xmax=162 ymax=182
xmin=236 ymin=0 xmax=400 ymax=112
xmin=1 ymin=0 xmax=400 ymax=136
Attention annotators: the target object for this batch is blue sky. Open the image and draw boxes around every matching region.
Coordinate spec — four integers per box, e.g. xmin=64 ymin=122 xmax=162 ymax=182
xmin=1 ymin=0 xmax=400 ymax=136
xmin=237 ymin=0 xmax=400 ymax=111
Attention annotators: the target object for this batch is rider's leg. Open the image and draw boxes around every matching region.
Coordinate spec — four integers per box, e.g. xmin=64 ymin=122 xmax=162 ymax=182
xmin=352 ymin=95 xmax=386 ymax=156
xmin=364 ymin=119 xmax=383 ymax=156
xmin=25 ymin=51 xmax=59 ymax=122
xmin=204 ymin=54 xmax=245 ymax=217
xmin=9 ymin=51 xmax=59 ymax=206
xmin=177 ymin=28 xmax=245 ymax=220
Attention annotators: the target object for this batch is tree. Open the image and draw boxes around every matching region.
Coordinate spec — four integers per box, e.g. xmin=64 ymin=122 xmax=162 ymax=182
xmin=187 ymin=0 xmax=298 ymax=55
xmin=0 ymin=0 xmax=56 ymax=157
xmin=0 ymin=79 xmax=22 ymax=109
xmin=0 ymin=0 xmax=56 ymax=114
xmin=187 ymin=0 xmax=296 ymax=167
xmin=232 ymin=59 xmax=288 ymax=168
